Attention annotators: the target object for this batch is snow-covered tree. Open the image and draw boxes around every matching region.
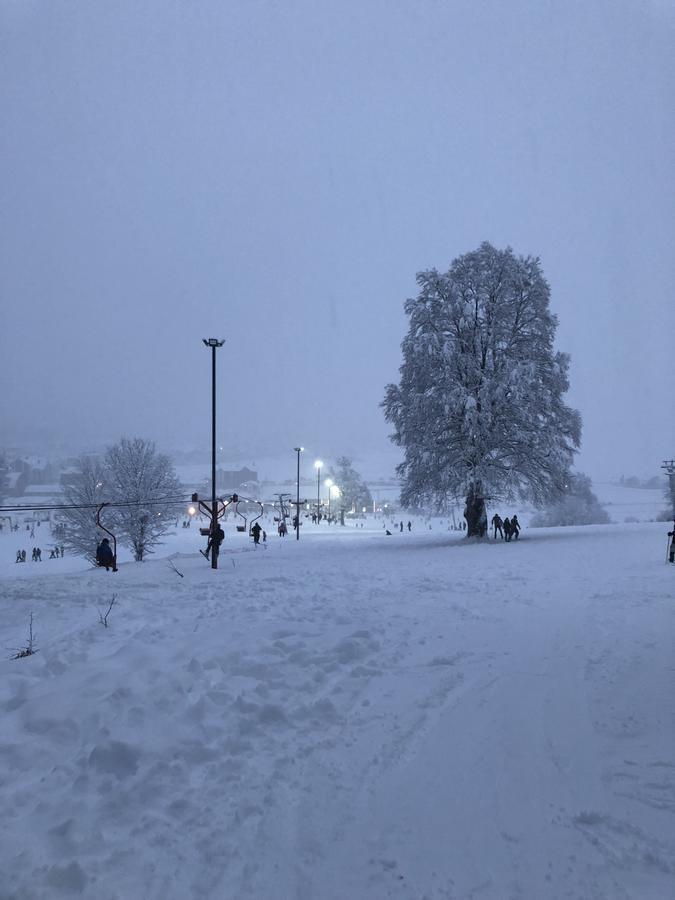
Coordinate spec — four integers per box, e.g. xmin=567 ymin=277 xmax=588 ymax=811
xmin=104 ymin=438 xmax=182 ymax=562
xmin=328 ymin=457 xmax=373 ymax=514
xmin=59 ymin=440 xmax=182 ymax=563
xmin=383 ymin=243 xmax=582 ymax=535
xmin=60 ymin=455 xmax=108 ymax=562
xmin=530 ymin=473 xmax=609 ymax=527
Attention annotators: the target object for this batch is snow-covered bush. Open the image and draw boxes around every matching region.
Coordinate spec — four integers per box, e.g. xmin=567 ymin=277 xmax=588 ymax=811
xmin=530 ymin=473 xmax=609 ymax=527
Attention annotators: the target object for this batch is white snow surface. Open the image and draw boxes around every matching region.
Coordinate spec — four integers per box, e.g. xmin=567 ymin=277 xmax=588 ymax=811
xmin=1 ymin=519 xmax=674 ymax=899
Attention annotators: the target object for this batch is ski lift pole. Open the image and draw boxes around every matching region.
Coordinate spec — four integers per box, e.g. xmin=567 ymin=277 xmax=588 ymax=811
xmin=96 ymin=502 xmax=118 ymax=572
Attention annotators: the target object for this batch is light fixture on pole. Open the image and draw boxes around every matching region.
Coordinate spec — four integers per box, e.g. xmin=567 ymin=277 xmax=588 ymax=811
xmin=294 ymin=447 xmax=304 ymax=540
xmin=314 ymin=460 xmax=323 ymax=521
xmin=203 ymin=338 xmax=224 ymax=569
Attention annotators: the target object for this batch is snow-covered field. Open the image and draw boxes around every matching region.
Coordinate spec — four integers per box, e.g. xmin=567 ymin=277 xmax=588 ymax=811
xmin=1 ymin=519 xmax=674 ymax=899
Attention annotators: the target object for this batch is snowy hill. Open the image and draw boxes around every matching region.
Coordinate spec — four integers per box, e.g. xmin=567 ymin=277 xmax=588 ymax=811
xmin=1 ymin=520 xmax=674 ymax=898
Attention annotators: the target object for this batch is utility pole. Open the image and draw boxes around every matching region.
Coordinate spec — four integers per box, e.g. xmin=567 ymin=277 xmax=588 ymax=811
xmin=662 ymin=459 xmax=675 ymax=517
xmin=294 ymin=447 xmax=304 ymax=540
xmin=203 ymin=338 xmax=224 ymax=568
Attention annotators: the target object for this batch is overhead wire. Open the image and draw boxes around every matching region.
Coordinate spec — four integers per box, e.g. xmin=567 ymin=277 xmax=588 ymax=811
xmin=0 ymin=494 xmax=191 ymax=514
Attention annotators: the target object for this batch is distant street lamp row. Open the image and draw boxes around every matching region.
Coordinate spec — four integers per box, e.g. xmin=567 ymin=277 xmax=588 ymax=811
xmin=294 ymin=451 xmax=340 ymax=540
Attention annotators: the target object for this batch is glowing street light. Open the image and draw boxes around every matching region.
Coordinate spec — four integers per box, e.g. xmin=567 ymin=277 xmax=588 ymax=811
xmin=325 ymin=479 xmax=337 ymax=521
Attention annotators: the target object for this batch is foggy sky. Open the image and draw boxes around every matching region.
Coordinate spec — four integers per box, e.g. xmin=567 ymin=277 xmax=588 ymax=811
xmin=1 ymin=0 xmax=674 ymax=480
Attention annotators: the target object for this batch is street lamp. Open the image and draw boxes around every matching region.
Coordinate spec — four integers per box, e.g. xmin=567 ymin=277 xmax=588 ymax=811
xmin=294 ymin=447 xmax=304 ymax=540
xmin=331 ymin=485 xmax=341 ymax=525
xmin=325 ymin=478 xmax=333 ymax=522
xmin=314 ymin=460 xmax=323 ymax=521
xmin=203 ymin=338 xmax=224 ymax=569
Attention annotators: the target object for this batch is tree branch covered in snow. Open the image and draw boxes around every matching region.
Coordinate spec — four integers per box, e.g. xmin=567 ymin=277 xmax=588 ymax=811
xmin=530 ymin=473 xmax=610 ymax=527
xmin=104 ymin=438 xmax=182 ymax=562
xmin=61 ymin=455 xmax=107 ymax=562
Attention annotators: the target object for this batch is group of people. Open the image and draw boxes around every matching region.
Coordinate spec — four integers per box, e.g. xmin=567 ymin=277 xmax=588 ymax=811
xmin=201 ymin=520 xmax=271 ymax=557
xmin=15 ymin=545 xmax=65 ymax=562
xmin=491 ymin=514 xmax=520 ymax=541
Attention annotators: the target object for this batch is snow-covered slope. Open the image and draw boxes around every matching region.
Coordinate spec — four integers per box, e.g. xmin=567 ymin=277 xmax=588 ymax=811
xmin=1 ymin=521 xmax=673 ymax=899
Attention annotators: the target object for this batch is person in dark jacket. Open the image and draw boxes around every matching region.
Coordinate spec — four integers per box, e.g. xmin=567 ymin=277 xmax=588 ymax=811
xmin=251 ymin=522 xmax=262 ymax=545
xmin=96 ymin=538 xmax=114 ymax=571
xmin=503 ymin=517 xmax=512 ymax=542
xmin=204 ymin=523 xmax=225 ymax=560
xmin=491 ymin=514 xmax=503 ymax=539
xmin=510 ymin=515 xmax=520 ymax=539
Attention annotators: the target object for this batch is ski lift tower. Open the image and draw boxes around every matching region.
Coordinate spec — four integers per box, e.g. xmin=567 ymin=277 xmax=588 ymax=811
xmin=275 ymin=493 xmax=291 ymax=530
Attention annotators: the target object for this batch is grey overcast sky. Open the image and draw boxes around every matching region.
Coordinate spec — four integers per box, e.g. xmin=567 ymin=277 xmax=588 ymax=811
xmin=1 ymin=0 xmax=673 ymax=478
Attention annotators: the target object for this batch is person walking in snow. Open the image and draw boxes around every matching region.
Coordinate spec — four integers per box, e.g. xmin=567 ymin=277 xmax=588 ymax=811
xmin=251 ymin=521 xmax=262 ymax=546
xmin=667 ymin=522 xmax=675 ymax=564
xmin=407 ymin=521 xmax=412 ymax=532
xmin=503 ymin=517 xmax=512 ymax=542
xmin=510 ymin=515 xmax=520 ymax=539
xmin=491 ymin=513 xmax=503 ymax=539
xmin=15 ymin=550 xmax=22 ymax=563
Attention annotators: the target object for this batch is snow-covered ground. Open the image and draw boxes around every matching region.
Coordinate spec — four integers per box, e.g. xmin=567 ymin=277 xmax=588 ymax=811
xmin=1 ymin=519 xmax=674 ymax=899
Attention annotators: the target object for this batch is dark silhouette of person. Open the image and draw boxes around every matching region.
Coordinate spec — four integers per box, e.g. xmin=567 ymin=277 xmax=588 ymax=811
xmin=251 ymin=522 xmax=262 ymax=545
xmin=96 ymin=538 xmax=114 ymax=571
xmin=668 ymin=522 xmax=675 ymax=564
xmin=491 ymin=514 xmax=503 ymax=539
xmin=407 ymin=521 xmax=412 ymax=532
xmin=503 ymin=517 xmax=512 ymax=542
xmin=510 ymin=515 xmax=520 ymax=539
xmin=205 ymin=523 xmax=225 ymax=560
xmin=400 ymin=521 xmax=404 ymax=532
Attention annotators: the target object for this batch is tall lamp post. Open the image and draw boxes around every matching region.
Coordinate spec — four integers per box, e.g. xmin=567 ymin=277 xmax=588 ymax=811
xmin=314 ymin=460 xmax=323 ymax=521
xmin=294 ymin=447 xmax=304 ymax=540
xmin=325 ymin=478 xmax=333 ymax=522
xmin=203 ymin=338 xmax=224 ymax=569
xmin=330 ymin=484 xmax=340 ymax=524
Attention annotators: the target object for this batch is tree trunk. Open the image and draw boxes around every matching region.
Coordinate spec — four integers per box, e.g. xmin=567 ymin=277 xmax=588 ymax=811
xmin=464 ymin=483 xmax=487 ymax=538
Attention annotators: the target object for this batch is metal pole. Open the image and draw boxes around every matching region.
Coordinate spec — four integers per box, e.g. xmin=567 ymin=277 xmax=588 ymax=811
xmin=211 ymin=345 xmax=217 ymax=569
xmin=203 ymin=338 xmax=224 ymax=569
xmin=317 ymin=467 xmax=320 ymax=521
xmin=296 ymin=448 xmax=301 ymax=540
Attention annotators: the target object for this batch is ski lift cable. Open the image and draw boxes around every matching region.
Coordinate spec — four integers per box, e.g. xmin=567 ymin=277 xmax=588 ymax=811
xmin=0 ymin=493 xmax=192 ymax=514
